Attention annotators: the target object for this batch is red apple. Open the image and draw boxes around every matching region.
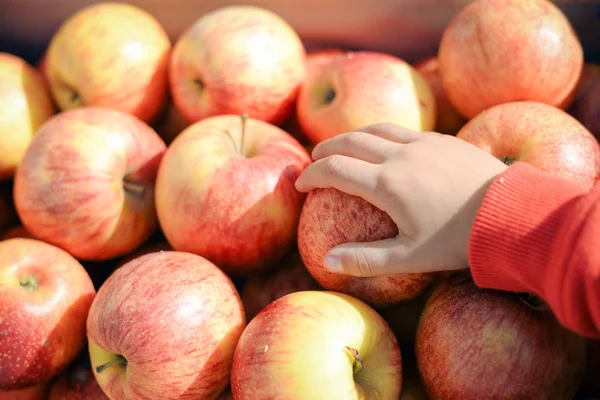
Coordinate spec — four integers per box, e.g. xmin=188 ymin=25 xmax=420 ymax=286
xmin=298 ymin=188 xmax=438 ymax=309
xmin=569 ymin=63 xmax=600 ymax=141
xmin=115 ymin=240 xmax=173 ymax=269
xmin=438 ymin=0 xmax=583 ymax=119
xmin=87 ymin=251 xmax=246 ymax=400
xmin=231 ymin=291 xmax=402 ymax=399
xmin=13 ymin=107 xmax=167 ymax=261
xmin=0 ymin=384 xmax=49 ymax=400
xmin=241 ymin=251 xmax=321 ymax=320
xmin=416 ymin=272 xmax=586 ymax=399
xmin=0 ymin=238 xmax=96 ymax=390
xmin=414 ymin=56 xmax=466 ymax=135
xmin=1 ymin=225 xmax=35 ymax=240
xmin=456 ymin=101 xmax=600 ymax=188
xmin=155 ymin=114 xmax=311 ymax=276
xmin=296 ymin=51 xmax=436 ymax=144
xmin=169 ymin=5 xmax=306 ymax=125
xmin=580 ymin=339 xmax=600 ymax=397
xmin=48 ymin=358 xmax=107 ymax=399
xmin=0 ymin=52 xmax=56 ymax=180
xmin=45 ymin=2 xmax=171 ymax=123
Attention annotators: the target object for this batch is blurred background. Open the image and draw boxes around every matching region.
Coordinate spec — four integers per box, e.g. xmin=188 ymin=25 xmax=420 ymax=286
xmin=1 ymin=0 xmax=599 ymax=65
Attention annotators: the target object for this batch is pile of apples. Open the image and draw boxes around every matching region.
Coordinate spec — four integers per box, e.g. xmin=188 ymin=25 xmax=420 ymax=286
xmin=1 ymin=0 xmax=599 ymax=399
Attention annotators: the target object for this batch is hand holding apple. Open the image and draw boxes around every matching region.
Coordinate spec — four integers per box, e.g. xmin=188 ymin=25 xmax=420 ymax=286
xmin=231 ymin=291 xmax=402 ymax=399
xmin=14 ymin=107 xmax=167 ymax=260
xmin=45 ymin=2 xmax=171 ymax=123
xmin=87 ymin=251 xmax=246 ymax=400
xmin=156 ymin=114 xmax=311 ymax=276
xmin=0 ymin=52 xmax=55 ymax=180
xmin=169 ymin=5 xmax=306 ymax=125
xmin=0 ymin=238 xmax=95 ymax=391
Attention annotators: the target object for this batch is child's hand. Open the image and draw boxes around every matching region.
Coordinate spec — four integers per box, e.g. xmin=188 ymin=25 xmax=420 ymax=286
xmin=295 ymin=123 xmax=508 ymax=277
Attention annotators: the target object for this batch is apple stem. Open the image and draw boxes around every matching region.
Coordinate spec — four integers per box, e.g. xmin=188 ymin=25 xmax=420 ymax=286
xmin=123 ymin=177 xmax=146 ymax=199
xmin=96 ymin=355 xmax=127 ymax=374
xmin=344 ymin=346 xmax=363 ymax=375
xmin=19 ymin=275 xmax=38 ymax=291
xmin=500 ymin=155 xmax=517 ymax=166
xmin=239 ymin=113 xmax=249 ymax=156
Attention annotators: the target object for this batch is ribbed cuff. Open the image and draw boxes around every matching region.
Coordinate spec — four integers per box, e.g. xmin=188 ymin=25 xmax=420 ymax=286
xmin=468 ymin=162 xmax=586 ymax=295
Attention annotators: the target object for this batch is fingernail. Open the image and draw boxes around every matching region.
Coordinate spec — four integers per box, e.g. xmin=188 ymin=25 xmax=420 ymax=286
xmin=324 ymin=255 xmax=343 ymax=273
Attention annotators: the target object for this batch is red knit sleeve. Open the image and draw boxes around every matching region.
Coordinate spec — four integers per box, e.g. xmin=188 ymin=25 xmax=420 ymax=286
xmin=468 ymin=162 xmax=600 ymax=338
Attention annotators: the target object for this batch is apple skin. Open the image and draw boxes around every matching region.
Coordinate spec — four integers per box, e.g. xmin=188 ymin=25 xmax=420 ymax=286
xmin=296 ymin=50 xmax=436 ymax=144
xmin=415 ymin=272 xmax=586 ymax=400
xmin=241 ymin=251 xmax=321 ymax=320
xmin=13 ymin=107 xmax=167 ymax=261
xmin=169 ymin=5 xmax=306 ymax=126
xmin=414 ymin=56 xmax=466 ymax=135
xmin=45 ymin=2 xmax=171 ymax=123
xmin=231 ymin=290 xmax=402 ymax=399
xmin=298 ymin=188 xmax=438 ymax=309
xmin=456 ymin=101 xmax=600 ymax=189
xmin=0 ymin=383 xmax=49 ymax=400
xmin=87 ymin=251 xmax=246 ymax=400
xmin=569 ymin=63 xmax=600 ymax=141
xmin=0 ymin=238 xmax=96 ymax=390
xmin=0 ymin=52 xmax=56 ymax=180
xmin=438 ymin=0 xmax=583 ymax=119
xmin=155 ymin=114 xmax=311 ymax=276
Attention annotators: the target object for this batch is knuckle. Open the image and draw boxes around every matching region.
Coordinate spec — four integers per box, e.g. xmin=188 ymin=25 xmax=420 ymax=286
xmin=341 ymin=131 xmax=366 ymax=147
xmin=323 ymin=155 xmax=345 ymax=177
xmin=375 ymin=170 xmax=394 ymax=195
xmin=352 ymin=251 xmax=375 ymax=277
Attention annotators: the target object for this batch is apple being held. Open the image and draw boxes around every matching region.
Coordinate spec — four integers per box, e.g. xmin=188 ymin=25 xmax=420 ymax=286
xmin=87 ymin=251 xmax=246 ymax=400
xmin=414 ymin=56 xmax=465 ymax=135
xmin=45 ymin=2 xmax=171 ymax=123
xmin=296 ymin=51 xmax=436 ymax=144
xmin=13 ymin=107 xmax=167 ymax=261
xmin=241 ymin=251 xmax=321 ymax=320
xmin=155 ymin=114 xmax=311 ymax=276
xmin=298 ymin=188 xmax=438 ymax=309
xmin=569 ymin=63 xmax=600 ymax=141
xmin=415 ymin=272 xmax=586 ymax=399
xmin=0 ymin=238 xmax=96 ymax=391
xmin=0 ymin=52 xmax=56 ymax=180
xmin=456 ymin=101 xmax=600 ymax=188
xmin=169 ymin=5 xmax=306 ymax=125
xmin=438 ymin=0 xmax=583 ymax=119
xmin=231 ymin=291 xmax=402 ymax=399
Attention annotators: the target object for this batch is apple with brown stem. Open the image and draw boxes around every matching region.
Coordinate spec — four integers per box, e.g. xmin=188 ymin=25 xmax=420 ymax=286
xmin=456 ymin=101 xmax=600 ymax=189
xmin=87 ymin=251 xmax=246 ymax=400
xmin=0 ymin=238 xmax=96 ymax=390
xmin=231 ymin=291 xmax=403 ymax=399
xmin=13 ymin=107 xmax=167 ymax=261
xmin=45 ymin=2 xmax=171 ymax=123
xmin=438 ymin=0 xmax=583 ymax=119
xmin=169 ymin=5 xmax=306 ymax=125
xmin=298 ymin=188 xmax=438 ymax=309
xmin=155 ymin=114 xmax=311 ymax=276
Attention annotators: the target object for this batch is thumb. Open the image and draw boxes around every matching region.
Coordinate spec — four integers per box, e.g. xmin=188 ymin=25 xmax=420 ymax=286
xmin=323 ymin=238 xmax=408 ymax=277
